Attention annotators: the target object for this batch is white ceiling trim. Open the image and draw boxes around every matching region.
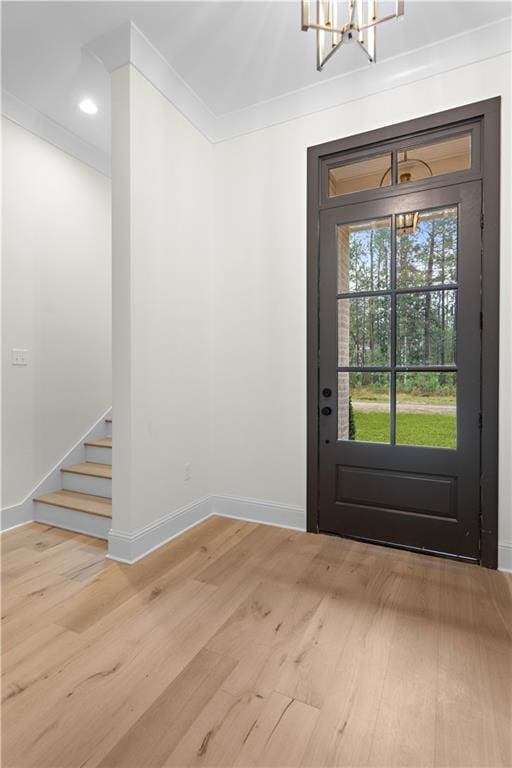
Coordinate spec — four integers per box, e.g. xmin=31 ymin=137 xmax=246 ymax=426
xmin=86 ymin=20 xmax=218 ymax=139
xmin=1 ymin=89 xmax=110 ymax=176
xmin=87 ymin=16 xmax=511 ymax=144
xmin=215 ymin=17 xmax=512 ymax=142
xmin=2 ymin=14 xmax=510 ymax=171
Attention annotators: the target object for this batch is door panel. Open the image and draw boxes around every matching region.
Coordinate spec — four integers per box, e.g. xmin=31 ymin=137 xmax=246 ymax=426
xmin=335 ymin=466 xmax=457 ymax=519
xmin=318 ymin=182 xmax=481 ymax=559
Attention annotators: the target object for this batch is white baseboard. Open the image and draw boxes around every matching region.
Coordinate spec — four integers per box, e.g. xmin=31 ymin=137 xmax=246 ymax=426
xmin=0 ymin=506 xmax=34 ymax=533
xmin=4 ymin=459 xmax=510 ymax=573
xmin=107 ymin=493 xmax=306 ymax=564
xmin=1 ymin=406 xmax=112 ymax=533
xmin=498 ymin=541 xmax=512 ymax=573
xmin=106 ymin=491 xmax=512 ymax=573
xmin=212 ymin=494 xmax=306 ymax=532
xmin=107 ymin=495 xmax=213 ymax=564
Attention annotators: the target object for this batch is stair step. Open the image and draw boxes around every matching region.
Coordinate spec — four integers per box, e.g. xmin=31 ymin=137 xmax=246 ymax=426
xmin=33 ymin=490 xmax=112 ymax=518
xmin=84 ymin=437 xmax=112 ymax=449
xmin=105 ymin=416 xmax=112 ymax=423
xmin=61 ymin=462 xmax=112 ymax=479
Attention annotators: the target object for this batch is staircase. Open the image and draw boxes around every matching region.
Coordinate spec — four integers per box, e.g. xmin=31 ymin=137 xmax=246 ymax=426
xmin=33 ymin=415 xmax=112 ymax=539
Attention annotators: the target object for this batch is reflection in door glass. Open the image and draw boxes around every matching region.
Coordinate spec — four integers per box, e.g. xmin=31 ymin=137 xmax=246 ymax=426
xmin=396 ymin=372 xmax=456 ymax=448
xmin=338 ymin=296 xmax=391 ymax=367
xmin=338 ymin=373 xmax=390 ymax=443
xmin=337 ymin=218 xmax=391 ymax=293
xmin=397 ymin=135 xmax=471 ymax=184
xmin=397 ymin=290 xmax=456 ymax=366
xmin=329 ymin=155 xmax=392 ymax=198
xmin=396 ymin=207 xmax=457 ymax=288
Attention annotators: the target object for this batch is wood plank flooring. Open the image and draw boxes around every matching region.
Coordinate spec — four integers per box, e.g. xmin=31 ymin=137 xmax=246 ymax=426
xmin=2 ymin=518 xmax=511 ymax=768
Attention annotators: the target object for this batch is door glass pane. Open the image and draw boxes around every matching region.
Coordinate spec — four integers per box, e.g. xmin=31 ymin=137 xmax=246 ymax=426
xmin=338 ymin=296 xmax=391 ymax=367
xmin=396 ymin=372 xmax=456 ymax=448
xmin=397 ymin=134 xmax=471 ymax=184
xmin=338 ymin=218 xmax=391 ymax=293
xmin=396 ymin=290 xmax=456 ymax=366
xmin=396 ymin=207 xmax=457 ymax=288
xmin=329 ymin=154 xmax=392 ymax=198
xmin=338 ymin=373 xmax=390 ymax=443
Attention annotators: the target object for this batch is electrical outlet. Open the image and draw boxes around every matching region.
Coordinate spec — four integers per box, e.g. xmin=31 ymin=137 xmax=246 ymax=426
xmin=11 ymin=348 xmax=28 ymax=366
xmin=184 ymin=462 xmax=191 ymax=481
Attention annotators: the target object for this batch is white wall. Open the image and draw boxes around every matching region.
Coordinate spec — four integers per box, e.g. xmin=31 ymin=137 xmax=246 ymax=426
xmin=212 ymin=54 xmax=512 ymax=552
xmin=1 ymin=118 xmax=111 ymax=509
xmin=111 ymin=65 xmax=213 ymax=535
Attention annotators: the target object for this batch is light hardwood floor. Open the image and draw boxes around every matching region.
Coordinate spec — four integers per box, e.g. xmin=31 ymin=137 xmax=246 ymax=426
xmin=1 ymin=518 xmax=511 ymax=767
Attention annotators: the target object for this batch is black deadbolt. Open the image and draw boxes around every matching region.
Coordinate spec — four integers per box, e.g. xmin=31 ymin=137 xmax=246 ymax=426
xmin=322 ymin=387 xmax=332 ymax=398
xmin=321 ymin=406 xmax=332 ymax=416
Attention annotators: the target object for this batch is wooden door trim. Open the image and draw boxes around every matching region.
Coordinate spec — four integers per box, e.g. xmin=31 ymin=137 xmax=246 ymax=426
xmin=306 ymin=97 xmax=501 ymax=568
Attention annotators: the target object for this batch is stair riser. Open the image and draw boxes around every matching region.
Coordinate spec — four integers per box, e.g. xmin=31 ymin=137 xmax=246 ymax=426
xmin=85 ymin=445 xmax=112 ymax=464
xmin=34 ymin=503 xmax=111 ymax=540
xmin=61 ymin=473 xmax=112 ymax=498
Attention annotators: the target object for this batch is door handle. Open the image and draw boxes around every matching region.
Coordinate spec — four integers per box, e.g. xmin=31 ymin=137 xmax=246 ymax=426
xmin=321 ymin=406 xmax=332 ymax=416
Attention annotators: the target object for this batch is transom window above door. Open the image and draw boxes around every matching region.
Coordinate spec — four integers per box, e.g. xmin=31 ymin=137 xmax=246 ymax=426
xmin=327 ymin=131 xmax=473 ymax=199
xmin=337 ymin=206 xmax=458 ymax=449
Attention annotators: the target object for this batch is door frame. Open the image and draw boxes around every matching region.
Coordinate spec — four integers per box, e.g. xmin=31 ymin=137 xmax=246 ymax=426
xmin=307 ymin=97 xmax=501 ymax=568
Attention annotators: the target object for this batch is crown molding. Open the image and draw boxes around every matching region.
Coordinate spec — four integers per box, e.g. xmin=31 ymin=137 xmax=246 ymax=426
xmin=214 ymin=17 xmax=512 ymax=142
xmin=3 ymin=15 xmax=510 ymax=168
xmin=87 ymin=16 xmax=511 ymax=145
xmin=1 ymin=89 xmax=110 ymax=176
xmin=85 ymin=20 xmax=218 ymax=140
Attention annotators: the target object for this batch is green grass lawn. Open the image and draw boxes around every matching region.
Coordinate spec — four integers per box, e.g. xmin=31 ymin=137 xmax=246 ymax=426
xmin=352 ymin=387 xmax=456 ymax=406
xmin=354 ymin=409 xmax=456 ymax=448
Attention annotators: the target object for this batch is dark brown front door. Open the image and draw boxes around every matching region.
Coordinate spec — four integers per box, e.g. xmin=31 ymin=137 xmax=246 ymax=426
xmin=318 ymin=181 xmax=482 ymax=559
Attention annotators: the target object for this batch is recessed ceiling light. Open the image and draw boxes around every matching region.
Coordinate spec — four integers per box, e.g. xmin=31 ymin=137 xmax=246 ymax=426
xmin=79 ymin=98 xmax=98 ymax=115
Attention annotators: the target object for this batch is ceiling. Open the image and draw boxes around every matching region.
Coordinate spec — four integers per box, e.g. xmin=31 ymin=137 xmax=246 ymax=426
xmin=2 ymin=1 xmax=511 ymax=156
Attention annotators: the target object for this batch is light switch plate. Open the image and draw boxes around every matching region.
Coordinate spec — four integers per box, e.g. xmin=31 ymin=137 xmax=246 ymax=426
xmin=11 ymin=348 xmax=28 ymax=365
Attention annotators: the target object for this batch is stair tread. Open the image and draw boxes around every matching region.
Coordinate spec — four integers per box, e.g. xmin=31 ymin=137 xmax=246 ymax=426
xmin=34 ymin=490 xmax=112 ymax=518
xmin=105 ymin=416 xmax=112 ymax=423
xmin=84 ymin=437 xmax=112 ymax=448
xmin=61 ymin=462 xmax=112 ymax=479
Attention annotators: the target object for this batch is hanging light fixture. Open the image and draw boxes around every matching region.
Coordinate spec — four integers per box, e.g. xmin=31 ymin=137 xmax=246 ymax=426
xmin=379 ymin=151 xmax=434 ymax=188
xmin=395 ymin=211 xmax=419 ymax=236
xmin=379 ymin=151 xmax=433 ymax=235
xmin=302 ymin=0 xmax=405 ymax=71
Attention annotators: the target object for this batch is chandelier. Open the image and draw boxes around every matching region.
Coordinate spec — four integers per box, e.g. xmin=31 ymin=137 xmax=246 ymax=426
xmin=381 ymin=151 xmax=434 ymax=235
xmin=302 ymin=0 xmax=405 ymax=71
